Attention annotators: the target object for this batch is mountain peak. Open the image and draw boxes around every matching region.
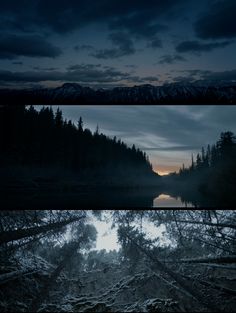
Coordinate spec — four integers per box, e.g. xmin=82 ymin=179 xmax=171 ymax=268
xmin=1 ymin=82 xmax=236 ymax=104
xmin=61 ymin=83 xmax=83 ymax=89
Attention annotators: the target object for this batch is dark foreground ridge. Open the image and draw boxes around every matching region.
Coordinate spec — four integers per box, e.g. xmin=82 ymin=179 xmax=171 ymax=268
xmin=1 ymin=82 xmax=236 ymax=104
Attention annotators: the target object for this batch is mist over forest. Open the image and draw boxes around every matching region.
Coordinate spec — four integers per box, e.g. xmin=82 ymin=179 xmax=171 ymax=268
xmin=0 ymin=210 xmax=235 ymax=312
xmin=1 ymin=105 xmax=236 ymax=208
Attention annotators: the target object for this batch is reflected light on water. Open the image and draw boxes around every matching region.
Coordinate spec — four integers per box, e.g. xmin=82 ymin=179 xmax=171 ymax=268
xmin=153 ymin=193 xmax=193 ymax=207
xmin=157 ymin=194 xmax=171 ymax=200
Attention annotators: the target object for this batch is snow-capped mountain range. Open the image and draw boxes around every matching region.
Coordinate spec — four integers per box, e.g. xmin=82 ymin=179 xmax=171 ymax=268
xmin=1 ymin=82 xmax=236 ymax=104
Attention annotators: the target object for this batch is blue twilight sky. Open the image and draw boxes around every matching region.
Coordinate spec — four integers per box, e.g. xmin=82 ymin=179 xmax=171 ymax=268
xmin=0 ymin=0 xmax=236 ymax=89
xmin=43 ymin=105 xmax=236 ymax=175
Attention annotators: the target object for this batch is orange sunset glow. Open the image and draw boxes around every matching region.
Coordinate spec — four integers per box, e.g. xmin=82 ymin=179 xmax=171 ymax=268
xmin=153 ymin=165 xmax=179 ymax=176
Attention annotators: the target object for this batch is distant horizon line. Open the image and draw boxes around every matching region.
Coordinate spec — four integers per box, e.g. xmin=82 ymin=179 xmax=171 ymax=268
xmin=1 ymin=80 xmax=236 ymax=91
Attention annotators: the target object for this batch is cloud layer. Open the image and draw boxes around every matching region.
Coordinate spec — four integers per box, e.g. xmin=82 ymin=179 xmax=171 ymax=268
xmin=0 ymin=0 xmax=235 ymax=87
xmin=176 ymin=40 xmax=233 ymax=54
xmin=91 ymin=32 xmax=136 ymax=59
xmin=194 ymin=0 xmax=236 ymax=39
xmin=52 ymin=105 xmax=236 ymax=172
xmin=0 ymin=0 xmax=183 ymax=35
xmin=0 ymin=34 xmax=62 ymax=59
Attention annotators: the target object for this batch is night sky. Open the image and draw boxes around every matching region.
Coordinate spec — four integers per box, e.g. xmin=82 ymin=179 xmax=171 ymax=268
xmin=45 ymin=105 xmax=236 ymax=175
xmin=1 ymin=0 xmax=236 ymax=88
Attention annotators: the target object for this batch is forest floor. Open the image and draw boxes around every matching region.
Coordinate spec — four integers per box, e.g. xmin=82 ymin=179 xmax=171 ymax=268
xmin=1 ymin=251 xmax=236 ymax=312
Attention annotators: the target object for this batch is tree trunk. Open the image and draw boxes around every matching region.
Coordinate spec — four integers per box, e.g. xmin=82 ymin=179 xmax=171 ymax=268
xmin=165 ymin=255 xmax=236 ymax=264
xmin=181 ymin=273 xmax=236 ymax=296
xmin=162 ymin=218 xmax=236 ymax=230
xmin=196 ymin=237 xmax=234 ymax=254
xmin=0 ymin=215 xmax=85 ymax=245
xmin=180 ymin=263 xmax=236 ymax=270
xmin=0 ymin=269 xmax=39 ymax=285
xmin=124 ymin=231 xmax=220 ymax=312
xmin=30 ymin=241 xmax=81 ymax=312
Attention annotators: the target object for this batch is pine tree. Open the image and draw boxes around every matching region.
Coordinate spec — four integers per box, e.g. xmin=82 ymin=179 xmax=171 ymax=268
xmin=206 ymin=144 xmax=211 ymax=168
xmin=190 ymin=154 xmax=194 ymax=171
xmin=95 ymin=124 xmax=99 ymax=135
xmin=196 ymin=153 xmax=201 ymax=170
xmin=78 ymin=117 xmax=83 ymax=133
xmin=1 ymin=105 xmax=153 ymax=186
xmin=55 ymin=108 xmax=63 ymax=129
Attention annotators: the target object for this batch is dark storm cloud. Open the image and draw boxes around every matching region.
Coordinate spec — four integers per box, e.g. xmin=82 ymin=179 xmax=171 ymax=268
xmin=39 ymin=0 xmax=183 ymax=35
xmin=74 ymin=45 xmax=94 ymax=51
xmin=158 ymin=54 xmax=186 ymax=64
xmin=1 ymin=1 xmax=234 ymax=89
xmin=171 ymin=69 xmax=236 ymax=84
xmin=143 ymin=145 xmax=200 ymax=151
xmin=0 ymin=34 xmax=62 ymax=59
xmin=147 ymin=38 xmax=163 ymax=49
xmin=141 ymin=76 xmax=159 ymax=82
xmin=0 ymin=1 xmax=37 ymax=32
xmin=67 ymin=64 xmax=102 ymax=71
xmin=125 ymin=65 xmax=138 ymax=69
xmin=109 ymin=14 xmax=168 ymax=40
xmin=12 ymin=61 xmax=23 ymax=65
xmin=0 ymin=63 xmax=159 ymax=86
xmin=127 ymin=76 xmax=159 ymax=84
xmin=172 ymin=76 xmax=195 ymax=84
xmin=199 ymin=69 xmax=236 ymax=82
xmin=91 ymin=48 xmax=133 ymax=60
xmin=32 ymin=66 xmax=59 ymax=71
xmin=194 ymin=0 xmax=236 ymax=39
xmin=0 ymin=65 xmax=131 ymax=83
xmin=91 ymin=32 xmax=135 ymax=59
xmin=181 ymin=69 xmax=210 ymax=77
xmin=176 ymin=40 xmax=233 ymax=54
xmin=0 ymin=0 xmax=185 ymax=39
xmin=109 ymin=33 xmax=134 ymax=48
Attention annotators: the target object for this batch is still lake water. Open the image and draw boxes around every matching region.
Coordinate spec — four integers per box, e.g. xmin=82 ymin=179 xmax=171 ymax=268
xmin=153 ymin=193 xmax=194 ymax=208
xmin=2 ymin=188 xmax=195 ymax=208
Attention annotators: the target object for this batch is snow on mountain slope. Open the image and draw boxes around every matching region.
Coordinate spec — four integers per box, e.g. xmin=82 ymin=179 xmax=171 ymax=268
xmin=1 ymin=82 xmax=236 ymax=104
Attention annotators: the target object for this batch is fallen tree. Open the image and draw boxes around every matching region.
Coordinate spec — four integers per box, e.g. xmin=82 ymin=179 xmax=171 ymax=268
xmin=0 ymin=269 xmax=40 ymax=285
xmin=164 ymin=255 xmax=236 ymax=264
xmin=181 ymin=273 xmax=236 ymax=297
xmin=0 ymin=215 xmax=86 ymax=245
xmin=120 ymin=226 xmax=221 ymax=312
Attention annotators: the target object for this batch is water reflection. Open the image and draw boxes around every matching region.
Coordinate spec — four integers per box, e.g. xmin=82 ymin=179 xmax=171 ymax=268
xmin=153 ymin=193 xmax=194 ymax=208
xmin=1 ymin=188 xmax=199 ymax=209
xmin=1 ymin=188 xmax=155 ymax=209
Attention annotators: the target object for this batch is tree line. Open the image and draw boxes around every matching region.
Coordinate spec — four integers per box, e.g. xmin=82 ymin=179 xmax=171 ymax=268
xmin=175 ymin=131 xmax=236 ymax=203
xmin=179 ymin=131 xmax=236 ymax=175
xmin=1 ymin=105 xmax=152 ymax=176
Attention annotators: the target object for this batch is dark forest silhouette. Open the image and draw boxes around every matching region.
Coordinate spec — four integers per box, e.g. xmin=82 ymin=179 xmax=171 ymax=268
xmin=0 ymin=105 xmax=159 ymax=202
xmin=1 ymin=105 xmax=236 ymax=207
xmin=1 ymin=105 xmax=151 ymax=172
xmin=165 ymin=131 xmax=236 ymax=206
